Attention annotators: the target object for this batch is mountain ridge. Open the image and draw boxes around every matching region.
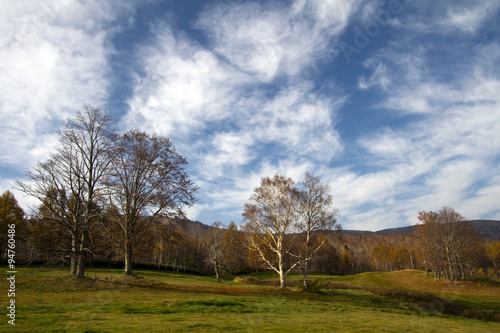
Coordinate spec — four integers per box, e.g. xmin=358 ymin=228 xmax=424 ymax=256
xmin=341 ymin=220 xmax=500 ymax=241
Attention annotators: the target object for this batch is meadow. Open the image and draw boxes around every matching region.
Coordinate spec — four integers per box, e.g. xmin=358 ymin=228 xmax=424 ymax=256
xmin=1 ymin=266 xmax=499 ymax=332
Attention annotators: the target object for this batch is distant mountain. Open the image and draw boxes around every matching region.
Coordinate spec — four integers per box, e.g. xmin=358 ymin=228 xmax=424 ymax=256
xmin=340 ymin=226 xmax=415 ymax=237
xmin=467 ymin=220 xmax=500 ymax=241
xmin=342 ymin=220 xmax=500 ymax=241
xmin=338 ymin=229 xmax=377 ymax=236
xmin=375 ymin=225 xmax=417 ymax=236
xmin=180 ymin=219 xmax=500 ymax=241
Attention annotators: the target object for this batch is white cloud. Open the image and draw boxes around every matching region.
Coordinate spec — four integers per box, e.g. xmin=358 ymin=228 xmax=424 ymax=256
xmin=196 ymin=0 xmax=360 ymax=81
xmin=340 ymin=207 xmax=403 ymax=231
xmin=459 ymin=174 xmax=500 ymax=219
xmin=4 ymin=0 xmax=497 ymax=232
xmin=0 ymin=178 xmax=40 ymax=215
xmin=0 ymin=0 xmax=137 ymax=209
xmin=346 ymin=38 xmax=500 ymax=229
xmin=0 ymin=0 xmax=133 ymax=169
xmin=357 ymin=129 xmax=410 ymax=160
xmin=200 ymin=132 xmax=256 ymax=180
xmin=440 ymin=1 xmax=500 ymax=34
xmin=359 ymin=60 xmax=391 ymax=90
xmin=125 ymin=1 xmax=355 ymax=226
xmin=253 ymin=85 xmax=344 ymax=161
xmin=124 ymin=24 xmax=245 ymax=136
xmin=193 ymin=157 xmax=315 ymax=223
xmin=389 ymin=0 xmax=500 ymax=36
xmin=424 ymin=159 xmax=484 ymax=202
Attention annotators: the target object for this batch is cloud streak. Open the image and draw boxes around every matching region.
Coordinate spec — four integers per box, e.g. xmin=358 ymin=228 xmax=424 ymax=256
xmin=1 ymin=0 xmax=499 ymax=231
xmin=0 ymin=0 xmax=134 ymax=168
xmin=343 ymin=36 xmax=500 ymax=228
xmin=124 ymin=0 xmax=356 ymax=222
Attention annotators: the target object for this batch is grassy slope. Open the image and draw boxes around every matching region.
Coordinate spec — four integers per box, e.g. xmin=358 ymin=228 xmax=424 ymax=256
xmin=1 ymin=266 xmax=499 ymax=332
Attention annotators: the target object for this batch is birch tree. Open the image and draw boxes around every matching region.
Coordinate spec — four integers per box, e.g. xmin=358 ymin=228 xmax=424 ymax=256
xmin=197 ymin=221 xmax=226 ymax=282
xmin=417 ymin=206 xmax=483 ymax=280
xmin=243 ymin=175 xmax=302 ymax=289
xmin=298 ymin=172 xmax=339 ymax=291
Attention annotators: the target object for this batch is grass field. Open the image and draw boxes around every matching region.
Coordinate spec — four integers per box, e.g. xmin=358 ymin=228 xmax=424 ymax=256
xmin=1 ymin=266 xmax=499 ymax=332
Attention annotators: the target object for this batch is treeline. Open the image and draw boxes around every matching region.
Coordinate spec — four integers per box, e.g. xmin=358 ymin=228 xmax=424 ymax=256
xmin=1 ymin=190 xmax=499 ymax=284
xmin=317 ymin=210 xmax=500 ymax=281
xmin=1 ymin=105 xmax=499 ymax=288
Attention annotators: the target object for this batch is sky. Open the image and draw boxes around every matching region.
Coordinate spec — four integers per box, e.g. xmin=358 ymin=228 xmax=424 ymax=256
xmin=1 ymin=0 xmax=500 ymax=231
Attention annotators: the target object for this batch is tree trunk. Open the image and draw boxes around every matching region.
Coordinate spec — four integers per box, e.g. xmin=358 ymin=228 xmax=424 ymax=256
xmin=458 ymin=260 xmax=465 ymax=280
xmin=76 ymin=229 xmax=88 ymax=278
xmin=302 ymin=265 xmax=308 ymax=292
xmin=445 ymin=245 xmax=455 ymax=281
xmin=70 ymin=256 xmax=78 ymax=276
xmin=124 ymin=242 xmax=134 ymax=275
xmin=214 ymin=258 xmax=221 ymax=282
xmin=278 ymin=251 xmax=286 ymax=289
xmin=492 ymin=259 xmax=498 ymax=276
xmin=159 ymin=237 xmax=163 ymax=267
xmin=76 ymin=252 xmax=86 ymax=278
xmin=302 ymin=232 xmax=310 ymax=292
xmin=70 ymin=230 xmax=79 ymax=276
xmin=279 ymin=271 xmax=286 ymax=289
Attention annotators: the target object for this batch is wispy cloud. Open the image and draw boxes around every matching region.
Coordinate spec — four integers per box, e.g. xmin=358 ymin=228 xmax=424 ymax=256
xmin=0 ymin=0 xmax=134 ymax=168
xmin=125 ymin=0 xmax=358 ymax=222
xmin=196 ymin=0 xmax=360 ymax=81
xmin=124 ymin=23 xmax=245 ymax=136
xmin=342 ymin=36 xmax=500 ymax=228
xmin=436 ymin=0 xmax=500 ymax=34
xmin=2 ymin=0 xmax=498 ymax=231
xmin=117 ymin=0 xmax=500 ymax=228
xmin=389 ymin=0 xmax=500 ymax=35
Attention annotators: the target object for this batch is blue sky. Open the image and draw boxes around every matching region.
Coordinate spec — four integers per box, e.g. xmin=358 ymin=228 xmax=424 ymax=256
xmin=1 ymin=0 xmax=500 ymax=231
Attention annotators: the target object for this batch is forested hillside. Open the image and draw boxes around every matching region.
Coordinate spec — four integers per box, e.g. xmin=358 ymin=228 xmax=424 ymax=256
xmin=5 ymin=205 xmax=500 ymax=281
xmin=343 ymin=220 xmax=500 ymax=241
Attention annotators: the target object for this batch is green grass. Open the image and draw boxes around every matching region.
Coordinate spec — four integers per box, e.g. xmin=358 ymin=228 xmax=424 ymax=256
xmin=1 ymin=266 xmax=499 ymax=332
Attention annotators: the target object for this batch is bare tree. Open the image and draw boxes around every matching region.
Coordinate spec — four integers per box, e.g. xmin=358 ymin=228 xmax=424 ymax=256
xmin=417 ymin=206 xmax=484 ymax=280
xmin=105 ymin=130 xmax=198 ymax=275
xmin=416 ymin=211 xmax=442 ymax=277
xmin=18 ymin=104 xmax=114 ymax=277
xmin=26 ymin=191 xmax=73 ymax=263
xmin=197 ymin=221 xmax=226 ymax=282
xmin=298 ymin=172 xmax=339 ymax=291
xmin=439 ymin=207 xmax=466 ymax=280
xmin=243 ymin=175 xmax=303 ymax=289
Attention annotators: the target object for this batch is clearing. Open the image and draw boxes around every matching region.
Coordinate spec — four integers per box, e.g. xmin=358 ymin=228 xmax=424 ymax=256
xmin=1 ymin=266 xmax=499 ymax=332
